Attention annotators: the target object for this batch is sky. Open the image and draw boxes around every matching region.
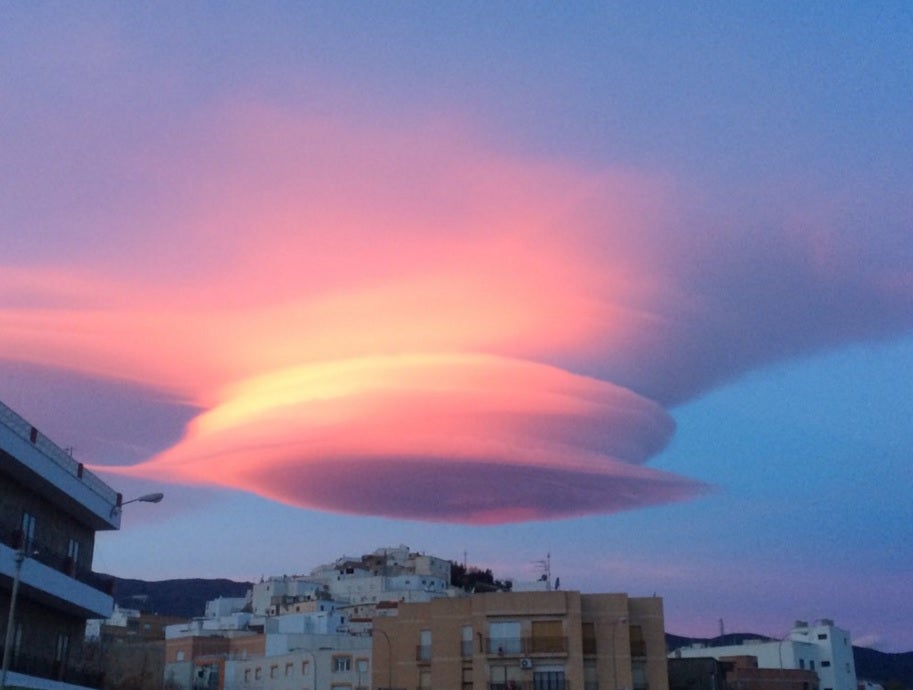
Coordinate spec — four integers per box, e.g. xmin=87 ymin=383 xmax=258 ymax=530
xmin=1 ymin=2 xmax=912 ymax=651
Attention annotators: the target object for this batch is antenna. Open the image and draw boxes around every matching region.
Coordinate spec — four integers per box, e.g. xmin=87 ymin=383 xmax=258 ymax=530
xmin=532 ymin=552 xmax=551 ymax=589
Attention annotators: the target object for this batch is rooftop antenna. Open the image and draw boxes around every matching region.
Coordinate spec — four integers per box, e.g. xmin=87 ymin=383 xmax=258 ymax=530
xmin=532 ymin=552 xmax=551 ymax=590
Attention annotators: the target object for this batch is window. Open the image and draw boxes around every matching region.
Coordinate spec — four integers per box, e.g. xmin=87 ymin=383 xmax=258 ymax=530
xmin=255 ymin=668 xmax=262 ymax=680
xmin=462 ymin=625 xmax=474 ymax=657
xmin=821 ymin=661 xmax=831 ymax=668
xmin=582 ymin=623 xmax=596 ymax=655
xmin=177 ymin=651 xmax=186 ymax=662
xmin=286 ymin=662 xmax=294 ymax=676
xmin=632 ymin=662 xmax=648 ymax=690
xmin=333 ymin=655 xmax=352 ymax=672
xmin=534 ymin=670 xmax=566 ymax=690
xmin=244 ymin=669 xmax=251 ymax=682
xmin=302 ymin=660 xmax=310 ymax=675
xmin=846 ymin=663 xmax=851 ymax=673
xmin=818 ymin=633 xmax=828 ymax=640
xmin=67 ymin=538 xmax=80 ymax=573
xmin=56 ymin=633 xmax=70 ymax=663
xmin=356 ymin=659 xmax=369 ymax=674
xmin=531 ymin=620 xmax=565 ymax=654
xmin=489 ymin=621 xmax=522 ymax=654
xmin=270 ymin=664 xmax=278 ymax=678
xmin=462 ymin=667 xmax=474 ymax=690
xmin=418 ymin=629 xmax=432 ymax=661
xmin=810 ymin=661 xmax=815 ymax=670
xmin=629 ymin=625 xmax=647 ymax=657
xmin=12 ymin=623 xmax=22 ymax=660
xmin=20 ymin=511 xmax=36 ymax=551
xmin=799 ymin=660 xmax=805 ymax=670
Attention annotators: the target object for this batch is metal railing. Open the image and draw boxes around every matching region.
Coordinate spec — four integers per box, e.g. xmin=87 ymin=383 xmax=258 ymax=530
xmin=0 ymin=400 xmax=118 ymax=505
xmin=0 ymin=647 xmax=104 ymax=689
xmin=489 ymin=682 xmax=568 ymax=690
xmin=1 ymin=527 xmax=115 ymax=595
xmin=486 ymin=637 xmax=568 ymax=655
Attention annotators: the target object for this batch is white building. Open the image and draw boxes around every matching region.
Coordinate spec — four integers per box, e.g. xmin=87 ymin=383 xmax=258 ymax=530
xmin=1 ymin=399 xmax=121 ymax=690
xmin=85 ymin=605 xmax=143 ymax=640
xmin=251 ymin=545 xmax=456 ymax=619
xmin=671 ymin=619 xmax=857 ymax=690
xmin=166 ymin=546 xmax=459 ymax=690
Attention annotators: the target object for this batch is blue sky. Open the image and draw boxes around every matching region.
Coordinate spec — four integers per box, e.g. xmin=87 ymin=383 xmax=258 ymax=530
xmin=2 ymin=3 xmax=911 ymax=651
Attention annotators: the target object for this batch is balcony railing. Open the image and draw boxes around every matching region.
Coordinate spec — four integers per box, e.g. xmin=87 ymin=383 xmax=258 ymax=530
xmin=0 ymin=400 xmax=118 ymax=504
xmin=489 ymin=682 xmax=568 ymax=690
xmin=2 ymin=527 xmax=115 ymax=595
xmin=486 ymin=637 xmax=568 ymax=656
xmin=0 ymin=647 xmax=104 ymax=689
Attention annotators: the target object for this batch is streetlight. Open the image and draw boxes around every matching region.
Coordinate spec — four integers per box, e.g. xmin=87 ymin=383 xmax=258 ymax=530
xmin=611 ymin=617 xmax=628 ymax=690
xmin=290 ymin=648 xmax=317 ymax=690
xmin=373 ymin=627 xmax=393 ymax=690
xmin=0 ymin=550 xmax=26 ymax=690
xmin=110 ymin=492 xmax=164 ymax=517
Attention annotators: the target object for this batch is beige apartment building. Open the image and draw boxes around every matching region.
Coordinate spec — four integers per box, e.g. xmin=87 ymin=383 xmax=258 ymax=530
xmin=372 ymin=590 xmax=668 ymax=690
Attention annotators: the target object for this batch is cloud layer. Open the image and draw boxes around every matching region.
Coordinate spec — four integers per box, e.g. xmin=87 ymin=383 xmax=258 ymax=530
xmin=2 ymin=103 xmax=912 ymax=522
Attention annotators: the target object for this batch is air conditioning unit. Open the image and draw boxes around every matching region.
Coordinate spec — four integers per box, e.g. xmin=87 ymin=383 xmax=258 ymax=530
xmin=520 ymin=658 xmax=533 ymax=670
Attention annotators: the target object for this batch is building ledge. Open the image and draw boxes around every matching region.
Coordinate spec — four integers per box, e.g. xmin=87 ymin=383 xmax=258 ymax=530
xmin=0 ymin=544 xmax=114 ymax=619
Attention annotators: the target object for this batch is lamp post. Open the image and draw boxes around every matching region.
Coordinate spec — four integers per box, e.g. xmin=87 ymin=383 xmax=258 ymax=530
xmin=611 ymin=617 xmax=628 ymax=690
xmin=110 ymin=492 xmax=164 ymax=517
xmin=290 ymin=648 xmax=317 ymax=690
xmin=0 ymin=549 xmax=26 ymax=690
xmin=373 ymin=627 xmax=393 ymax=690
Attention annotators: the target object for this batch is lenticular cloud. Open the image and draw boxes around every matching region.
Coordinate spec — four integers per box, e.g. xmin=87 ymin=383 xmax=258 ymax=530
xmin=117 ymin=354 xmax=688 ymax=523
xmin=2 ymin=104 xmax=912 ymax=523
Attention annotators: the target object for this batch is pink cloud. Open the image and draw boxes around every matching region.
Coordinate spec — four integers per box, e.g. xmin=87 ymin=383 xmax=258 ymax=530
xmin=2 ymin=102 xmax=912 ymax=522
xmin=107 ymin=354 xmax=690 ymax=523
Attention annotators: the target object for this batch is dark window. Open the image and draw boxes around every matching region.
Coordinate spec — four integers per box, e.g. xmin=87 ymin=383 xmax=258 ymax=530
xmin=534 ymin=670 xmax=566 ymax=690
xmin=20 ymin=512 xmax=36 ymax=551
xmin=822 ymin=661 xmax=831 ymax=668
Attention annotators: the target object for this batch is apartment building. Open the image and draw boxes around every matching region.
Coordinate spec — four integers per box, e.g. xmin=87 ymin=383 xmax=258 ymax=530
xmin=372 ymin=590 xmax=669 ymax=690
xmin=670 ymin=620 xmax=857 ymax=690
xmin=0 ymin=400 xmax=121 ymax=690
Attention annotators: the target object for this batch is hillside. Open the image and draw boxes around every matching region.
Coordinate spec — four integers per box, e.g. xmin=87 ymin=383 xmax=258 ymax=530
xmin=109 ymin=576 xmax=252 ymax=619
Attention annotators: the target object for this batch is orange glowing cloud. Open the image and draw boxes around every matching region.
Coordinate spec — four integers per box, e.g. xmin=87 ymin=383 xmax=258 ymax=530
xmin=107 ymin=354 xmax=691 ymax=523
xmin=4 ymin=102 xmax=911 ymax=522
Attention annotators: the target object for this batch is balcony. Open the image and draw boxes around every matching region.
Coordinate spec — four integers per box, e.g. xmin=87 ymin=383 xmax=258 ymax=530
xmin=0 ymin=647 xmax=104 ymax=690
xmin=486 ymin=637 xmax=568 ymax=656
xmin=0 ymin=540 xmax=114 ymax=619
xmin=2 ymin=527 xmax=115 ymax=595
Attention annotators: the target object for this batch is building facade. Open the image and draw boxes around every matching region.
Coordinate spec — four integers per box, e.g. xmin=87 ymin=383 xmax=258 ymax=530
xmin=670 ymin=620 xmax=857 ymax=690
xmin=372 ymin=590 xmax=669 ymax=690
xmin=0 ymin=400 xmax=121 ymax=690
